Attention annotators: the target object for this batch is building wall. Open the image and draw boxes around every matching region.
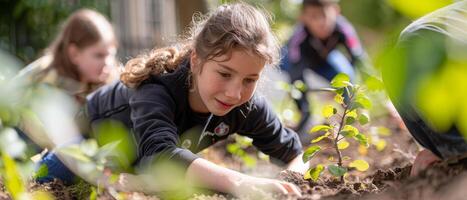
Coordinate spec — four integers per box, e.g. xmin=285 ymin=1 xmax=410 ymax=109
xmin=111 ymin=0 xmax=208 ymax=61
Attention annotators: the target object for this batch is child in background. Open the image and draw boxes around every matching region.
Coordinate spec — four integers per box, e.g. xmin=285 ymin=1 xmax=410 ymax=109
xmin=85 ymin=3 xmax=308 ymax=197
xmin=15 ymin=9 xmax=119 ymax=184
xmin=281 ymin=0 xmax=366 ymax=137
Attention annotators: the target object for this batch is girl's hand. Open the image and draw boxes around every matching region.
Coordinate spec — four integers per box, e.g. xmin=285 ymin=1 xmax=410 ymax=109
xmin=231 ymin=176 xmax=302 ymax=198
xmin=286 ymin=152 xmax=310 ymax=174
xmin=411 ymin=149 xmax=441 ymax=176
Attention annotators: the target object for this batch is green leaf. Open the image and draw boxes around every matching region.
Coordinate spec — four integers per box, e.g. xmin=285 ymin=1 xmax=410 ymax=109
xmin=365 ymin=76 xmax=385 ymax=91
xmin=90 ymin=187 xmax=97 ymax=200
xmin=309 ymin=125 xmax=332 ymax=134
xmin=355 ymin=95 xmax=372 ymax=109
xmin=388 ymin=0 xmax=451 ymax=19
xmin=31 ymin=191 xmax=54 ymax=200
xmin=95 ymin=141 xmax=121 ymax=161
xmin=349 ymin=159 xmax=370 ymax=172
xmin=345 ymin=116 xmax=356 ymax=125
xmin=354 ymin=134 xmax=369 ymax=147
xmin=2 ymin=151 xmax=25 ymax=199
xmin=340 ymin=125 xmax=359 ymax=137
xmin=359 ymin=113 xmax=370 ymax=125
xmin=328 ymin=165 xmax=347 ymax=177
xmin=334 ymin=94 xmax=344 ymax=104
xmin=302 ymin=146 xmax=321 ymax=163
xmin=304 ymin=164 xmax=324 ymax=181
xmin=276 ymin=81 xmax=291 ymax=92
xmin=80 ymin=139 xmax=99 ymax=157
xmin=322 ymin=105 xmax=337 ymax=118
xmin=331 ymin=73 xmax=351 ymax=88
xmin=226 ymin=143 xmax=240 ymax=154
xmin=290 ymin=88 xmax=303 ymax=100
xmin=293 ymin=80 xmax=307 ymax=92
xmin=347 ymin=110 xmax=358 ymax=118
xmin=311 ymin=132 xmax=331 ymax=143
xmin=58 ymin=146 xmax=92 ymax=163
xmin=34 ymin=164 xmax=49 ymax=179
xmin=337 ymin=140 xmax=350 ymax=150
xmin=241 ymin=155 xmax=257 ymax=168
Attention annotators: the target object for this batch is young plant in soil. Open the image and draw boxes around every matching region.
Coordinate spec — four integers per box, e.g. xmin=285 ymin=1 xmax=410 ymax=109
xmin=302 ymin=73 xmax=371 ymax=183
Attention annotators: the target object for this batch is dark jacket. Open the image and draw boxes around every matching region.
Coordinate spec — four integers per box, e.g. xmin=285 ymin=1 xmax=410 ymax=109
xmin=287 ymin=16 xmax=364 ymax=71
xmin=86 ymin=61 xmax=303 ymax=172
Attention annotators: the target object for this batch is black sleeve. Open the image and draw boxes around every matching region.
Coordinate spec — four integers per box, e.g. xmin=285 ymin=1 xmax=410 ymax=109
xmin=237 ymin=96 xmax=303 ymax=166
xmin=130 ymin=83 xmax=199 ymax=171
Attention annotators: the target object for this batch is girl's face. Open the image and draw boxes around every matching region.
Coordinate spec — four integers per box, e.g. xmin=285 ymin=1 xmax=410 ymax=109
xmin=190 ymin=49 xmax=266 ymax=116
xmin=70 ymin=41 xmax=116 ymax=84
xmin=301 ymin=4 xmax=339 ymax=40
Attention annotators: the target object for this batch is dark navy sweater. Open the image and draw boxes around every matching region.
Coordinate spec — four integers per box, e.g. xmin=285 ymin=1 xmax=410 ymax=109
xmin=287 ymin=16 xmax=364 ymax=70
xmin=86 ymin=61 xmax=303 ymax=171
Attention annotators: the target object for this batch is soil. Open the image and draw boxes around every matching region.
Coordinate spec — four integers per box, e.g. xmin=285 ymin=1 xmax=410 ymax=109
xmin=1 ymin=113 xmax=466 ymax=199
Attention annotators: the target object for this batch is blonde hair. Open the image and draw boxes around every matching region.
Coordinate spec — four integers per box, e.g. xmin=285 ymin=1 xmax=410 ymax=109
xmin=121 ymin=3 xmax=280 ymax=88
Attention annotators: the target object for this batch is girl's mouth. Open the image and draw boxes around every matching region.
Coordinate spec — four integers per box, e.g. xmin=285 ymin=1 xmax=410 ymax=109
xmin=216 ymin=99 xmax=234 ymax=109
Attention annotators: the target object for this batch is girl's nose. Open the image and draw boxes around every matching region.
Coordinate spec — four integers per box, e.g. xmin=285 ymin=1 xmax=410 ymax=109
xmin=224 ymin=82 xmax=242 ymax=101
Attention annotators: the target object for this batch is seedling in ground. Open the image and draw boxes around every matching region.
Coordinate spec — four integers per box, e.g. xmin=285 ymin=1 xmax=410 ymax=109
xmin=302 ymin=73 xmax=371 ymax=183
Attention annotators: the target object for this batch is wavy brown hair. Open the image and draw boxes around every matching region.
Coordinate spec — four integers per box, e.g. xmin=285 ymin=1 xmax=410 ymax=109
xmin=121 ymin=3 xmax=280 ymax=88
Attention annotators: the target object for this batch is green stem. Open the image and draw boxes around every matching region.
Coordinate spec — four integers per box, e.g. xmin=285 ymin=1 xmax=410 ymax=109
xmin=334 ymin=86 xmax=356 ymax=182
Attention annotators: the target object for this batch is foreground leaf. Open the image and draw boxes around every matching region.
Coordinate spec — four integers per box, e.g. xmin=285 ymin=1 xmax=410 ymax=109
xmin=293 ymin=80 xmax=307 ymax=92
xmin=311 ymin=132 xmax=331 ymax=143
xmin=309 ymin=125 xmax=332 ymax=134
xmin=304 ymin=164 xmax=325 ymax=181
xmin=355 ymin=94 xmax=372 ymax=109
xmin=354 ymin=133 xmax=369 ymax=147
xmin=334 ymin=94 xmax=344 ymax=104
xmin=58 ymin=146 xmax=92 ymax=163
xmin=2 ymin=151 xmax=25 ymax=199
xmin=302 ymin=146 xmax=321 ymax=163
xmin=331 ymin=73 xmax=351 ymax=88
xmin=359 ymin=113 xmax=370 ymax=125
xmin=328 ymin=165 xmax=347 ymax=177
xmin=349 ymin=159 xmax=370 ymax=172
xmin=337 ymin=140 xmax=350 ymax=150
xmin=340 ymin=125 xmax=359 ymax=137
xmin=322 ymin=105 xmax=337 ymax=118
xmin=34 ymin=164 xmax=49 ymax=179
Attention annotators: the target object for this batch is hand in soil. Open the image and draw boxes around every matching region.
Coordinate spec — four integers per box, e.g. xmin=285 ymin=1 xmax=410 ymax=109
xmin=411 ymin=149 xmax=441 ymax=176
xmin=232 ymin=176 xmax=302 ymax=198
xmin=286 ymin=152 xmax=310 ymax=174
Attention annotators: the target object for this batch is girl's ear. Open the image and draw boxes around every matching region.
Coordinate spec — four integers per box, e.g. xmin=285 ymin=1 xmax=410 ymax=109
xmin=190 ymin=50 xmax=200 ymax=73
xmin=67 ymin=44 xmax=80 ymax=65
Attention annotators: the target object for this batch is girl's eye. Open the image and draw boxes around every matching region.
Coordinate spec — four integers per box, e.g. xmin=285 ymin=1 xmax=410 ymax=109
xmin=218 ymin=72 xmax=231 ymax=78
xmin=244 ymin=78 xmax=257 ymax=84
xmin=94 ymin=53 xmax=105 ymax=59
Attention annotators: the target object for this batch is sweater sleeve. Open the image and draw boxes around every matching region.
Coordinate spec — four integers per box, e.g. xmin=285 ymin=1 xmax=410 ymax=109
xmin=237 ymin=96 xmax=303 ymax=166
xmin=337 ymin=17 xmax=364 ymax=64
xmin=130 ymin=83 xmax=199 ymax=171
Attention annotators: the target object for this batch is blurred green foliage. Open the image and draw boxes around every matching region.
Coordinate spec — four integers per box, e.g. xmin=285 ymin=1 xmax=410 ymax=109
xmin=0 ymin=0 xmax=111 ymax=63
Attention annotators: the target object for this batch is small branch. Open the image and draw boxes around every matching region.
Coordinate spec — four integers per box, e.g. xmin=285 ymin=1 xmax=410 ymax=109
xmin=334 ymin=86 xmax=357 ymax=183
